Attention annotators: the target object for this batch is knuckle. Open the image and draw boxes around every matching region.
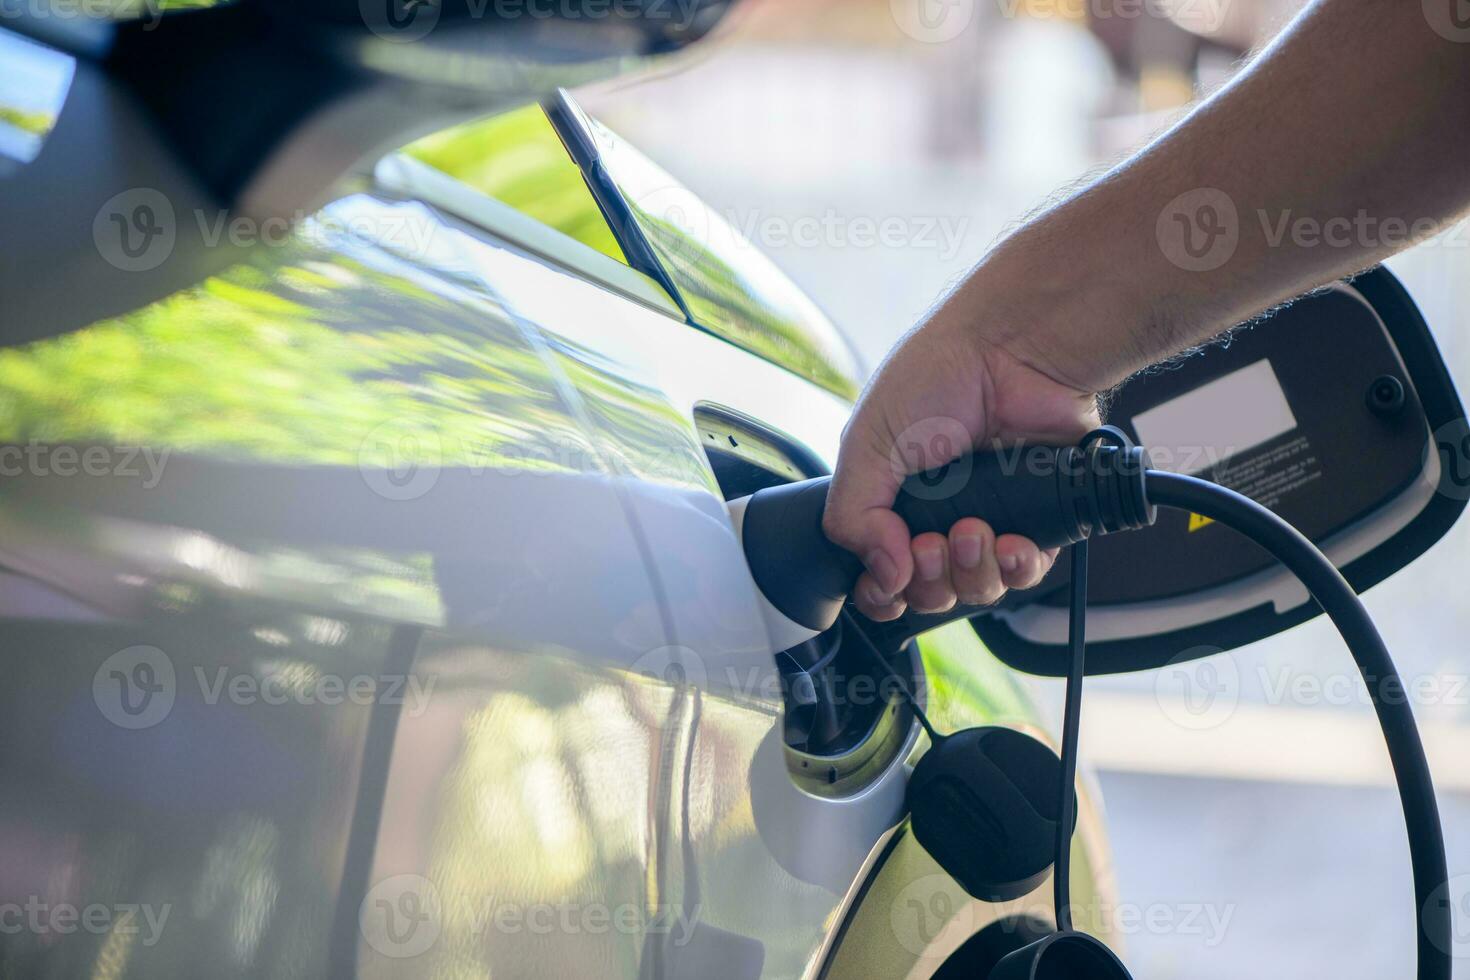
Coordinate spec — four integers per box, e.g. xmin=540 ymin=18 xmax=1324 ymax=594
xmin=820 ymin=507 xmax=847 ymax=544
xmin=907 ymin=582 xmax=956 ymax=608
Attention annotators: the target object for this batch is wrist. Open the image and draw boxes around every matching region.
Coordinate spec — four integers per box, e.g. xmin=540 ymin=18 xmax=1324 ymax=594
xmin=949 ymin=178 xmax=1218 ymax=394
xmin=950 ymin=248 xmax=1143 ymax=394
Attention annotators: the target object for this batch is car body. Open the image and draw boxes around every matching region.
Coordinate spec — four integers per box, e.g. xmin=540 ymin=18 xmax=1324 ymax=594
xmin=0 ymin=22 xmax=1115 ymax=978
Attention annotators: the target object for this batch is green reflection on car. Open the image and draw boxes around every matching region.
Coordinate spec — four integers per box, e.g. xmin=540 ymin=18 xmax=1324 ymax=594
xmin=0 ymin=208 xmax=587 ymax=476
xmin=403 ymin=103 xmax=628 ymax=266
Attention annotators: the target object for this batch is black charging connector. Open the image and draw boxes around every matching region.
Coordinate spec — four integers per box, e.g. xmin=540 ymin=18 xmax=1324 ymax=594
xmin=740 ymin=436 xmax=1154 ymax=636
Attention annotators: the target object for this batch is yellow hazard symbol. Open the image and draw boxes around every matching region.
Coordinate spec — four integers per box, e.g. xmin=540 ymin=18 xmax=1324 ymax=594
xmin=1188 ymin=513 xmax=1215 ymax=532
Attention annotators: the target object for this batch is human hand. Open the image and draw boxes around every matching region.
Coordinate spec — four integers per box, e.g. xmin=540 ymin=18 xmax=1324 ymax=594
xmin=823 ymin=283 xmax=1101 ymax=621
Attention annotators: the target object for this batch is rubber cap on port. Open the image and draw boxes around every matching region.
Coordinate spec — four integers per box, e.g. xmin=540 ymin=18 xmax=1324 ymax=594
xmin=907 ymin=727 xmax=1076 ymax=902
xmin=989 ymin=931 xmax=1133 ymax=980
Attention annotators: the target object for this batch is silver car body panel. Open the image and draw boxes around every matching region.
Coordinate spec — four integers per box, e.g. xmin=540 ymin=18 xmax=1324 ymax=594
xmin=0 ymin=176 xmax=1106 ymax=977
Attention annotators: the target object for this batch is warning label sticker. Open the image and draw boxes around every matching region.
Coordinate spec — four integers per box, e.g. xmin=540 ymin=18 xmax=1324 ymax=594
xmin=1214 ymin=434 xmax=1322 ymax=510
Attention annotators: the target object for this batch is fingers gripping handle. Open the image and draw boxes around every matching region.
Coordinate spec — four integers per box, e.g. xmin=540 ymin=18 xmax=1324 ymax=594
xmin=894 ymin=450 xmax=1101 ymax=549
xmin=735 ymin=443 xmax=1155 ymax=639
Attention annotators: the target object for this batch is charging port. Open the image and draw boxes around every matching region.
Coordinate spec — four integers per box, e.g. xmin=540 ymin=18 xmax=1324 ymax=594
xmin=697 ymin=406 xmax=924 ymax=792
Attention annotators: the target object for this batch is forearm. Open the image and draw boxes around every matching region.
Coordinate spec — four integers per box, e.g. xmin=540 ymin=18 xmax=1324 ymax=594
xmin=954 ymin=0 xmax=1470 ymax=392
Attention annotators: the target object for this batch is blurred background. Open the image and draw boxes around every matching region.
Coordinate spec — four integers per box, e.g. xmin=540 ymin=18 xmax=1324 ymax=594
xmin=578 ymin=1 xmax=1470 ymax=975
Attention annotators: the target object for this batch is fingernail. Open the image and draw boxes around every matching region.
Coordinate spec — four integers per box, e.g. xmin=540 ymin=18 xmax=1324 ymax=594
xmin=866 ymin=550 xmax=900 ymax=594
xmin=916 ymin=547 xmax=944 ymax=582
xmin=999 ymin=553 xmax=1021 ymax=575
xmin=864 ymin=582 xmax=894 ymax=608
xmin=953 ymin=534 xmax=982 ymax=569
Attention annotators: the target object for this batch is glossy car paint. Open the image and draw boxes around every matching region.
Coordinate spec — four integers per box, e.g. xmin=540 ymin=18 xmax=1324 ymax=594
xmin=0 ymin=171 xmax=1113 ymax=978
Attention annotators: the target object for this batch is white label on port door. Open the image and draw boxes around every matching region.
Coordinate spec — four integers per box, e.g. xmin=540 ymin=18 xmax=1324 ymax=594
xmin=1132 ymin=358 xmax=1298 ymax=475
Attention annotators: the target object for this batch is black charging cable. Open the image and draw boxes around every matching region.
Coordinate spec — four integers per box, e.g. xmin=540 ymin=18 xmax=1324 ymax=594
xmin=1050 ymin=425 xmax=1134 ymax=934
xmin=1052 ymin=536 xmax=1088 ymax=933
xmin=842 ymin=608 xmax=940 ymax=742
xmin=1146 ymin=470 xmax=1452 ymax=980
xmin=833 ymin=439 xmax=1450 ymax=978
xmin=844 ymin=537 xmax=1091 ymax=937
xmin=1016 ymin=431 xmax=1450 ymax=976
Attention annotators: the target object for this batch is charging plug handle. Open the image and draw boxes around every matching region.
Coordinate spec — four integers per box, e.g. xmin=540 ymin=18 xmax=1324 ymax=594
xmin=739 ymin=442 xmax=1155 ymax=634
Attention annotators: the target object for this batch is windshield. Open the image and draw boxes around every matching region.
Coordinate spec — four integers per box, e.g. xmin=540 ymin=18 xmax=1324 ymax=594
xmin=565 ymin=100 xmax=862 ymax=400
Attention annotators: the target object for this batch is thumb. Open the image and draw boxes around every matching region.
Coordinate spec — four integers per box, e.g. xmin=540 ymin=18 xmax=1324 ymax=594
xmin=822 ymin=417 xmax=926 ymax=600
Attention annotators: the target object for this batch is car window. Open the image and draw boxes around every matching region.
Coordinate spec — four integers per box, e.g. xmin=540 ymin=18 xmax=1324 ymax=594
xmin=565 ymin=102 xmax=862 ymax=400
xmin=402 ymin=103 xmax=627 ymax=266
xmin=0 ymin=30 xmax=74 ymax=170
